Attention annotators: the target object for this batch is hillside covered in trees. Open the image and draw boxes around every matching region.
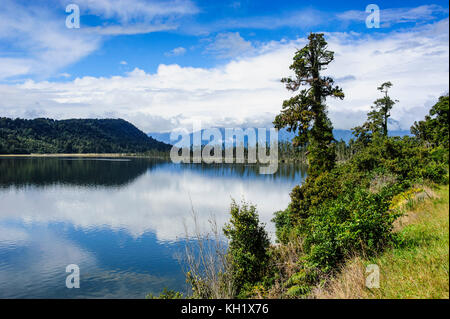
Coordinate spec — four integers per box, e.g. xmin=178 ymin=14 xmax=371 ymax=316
xmin=0 ymin=118 xmax=170 ymax=154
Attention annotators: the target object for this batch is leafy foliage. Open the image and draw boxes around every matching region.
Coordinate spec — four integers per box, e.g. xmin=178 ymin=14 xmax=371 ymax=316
xmin=223 ymin=201 xmax=271 ymax=297
xmin=273 ymin=33 xmax=344 ymax=177
xmin=304 ymin=187 xmax=401 ymax=272
xmin=146 ymin=288 xmax=183 ymax=299
xmin=411 ymin=95 xmax=449 ymax=149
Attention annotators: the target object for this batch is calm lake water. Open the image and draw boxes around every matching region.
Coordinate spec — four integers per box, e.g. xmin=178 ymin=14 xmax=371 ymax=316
xmin=0 ymin=157 xmax=306 ymax=298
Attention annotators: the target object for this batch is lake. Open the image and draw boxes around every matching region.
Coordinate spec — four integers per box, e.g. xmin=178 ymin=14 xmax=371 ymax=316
xmin=0 ymin=157 xmax=306 ymax=298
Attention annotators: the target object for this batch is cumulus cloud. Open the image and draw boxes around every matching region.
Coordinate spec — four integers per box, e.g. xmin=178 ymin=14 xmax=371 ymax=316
xmin=0 ymin=19 xmax=448 ymax=132
xmin=322 ymin=19 xmax=449 ymax=128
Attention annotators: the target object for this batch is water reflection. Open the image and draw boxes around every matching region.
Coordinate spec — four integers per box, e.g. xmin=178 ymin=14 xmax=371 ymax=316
xmin=0 ymin=157 xmax=151 ymax=188
xmin=0 ymin=157 xmax=306 ymax=298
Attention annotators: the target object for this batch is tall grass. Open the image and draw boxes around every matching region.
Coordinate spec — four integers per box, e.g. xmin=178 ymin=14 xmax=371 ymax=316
xmin=180 ymin=201 xmax=236 ymax=299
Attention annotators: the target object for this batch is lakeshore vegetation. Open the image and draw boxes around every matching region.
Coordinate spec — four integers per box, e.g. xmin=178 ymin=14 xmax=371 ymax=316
xmin=150 ymin=33 xmax=449 ymax=299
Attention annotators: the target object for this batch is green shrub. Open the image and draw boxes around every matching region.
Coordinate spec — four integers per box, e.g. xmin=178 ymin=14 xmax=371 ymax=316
xmin=303 ymin=187 xmax=401 ymax=272
xmin=223 ymin=200 xmax=271 ymax=297
xmin=421 ymin=161 xmax=449 ymax=184
xmin=272 ymin=208 xmax=294 ymax=244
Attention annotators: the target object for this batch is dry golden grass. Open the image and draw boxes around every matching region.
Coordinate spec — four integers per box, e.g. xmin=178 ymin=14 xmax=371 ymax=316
xmin=266 ymin=237 xmax=306 ymax=299
xmin=312 ymin=257 xmax=368 ymax=299
xmin=369 ymin=173 xmax=397 ymax=193
xmin=392 ymin=185 xmax=437 ymax=231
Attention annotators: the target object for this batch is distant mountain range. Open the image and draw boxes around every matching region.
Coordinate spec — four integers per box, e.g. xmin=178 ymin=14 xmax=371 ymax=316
xmin=148 ymin=128 xmax=412 ymax=146
xmin=0 ymin=118 xmax=170 ymax=154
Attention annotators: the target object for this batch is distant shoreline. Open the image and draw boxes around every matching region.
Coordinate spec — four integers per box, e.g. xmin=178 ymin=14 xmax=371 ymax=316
xmin=0 ymin=153 xmax=164 ymax=158
xmin=0 ymin=153 xmax=306 ymax=164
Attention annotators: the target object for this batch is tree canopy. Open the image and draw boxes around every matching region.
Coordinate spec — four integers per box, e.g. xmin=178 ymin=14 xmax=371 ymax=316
xmin=274 ymin=33 xmax=344 ymax=176
xmin=411 ymin=95 xmax=449 ymax=148
xmin=352 ymin=81 xmax=398 ymax=145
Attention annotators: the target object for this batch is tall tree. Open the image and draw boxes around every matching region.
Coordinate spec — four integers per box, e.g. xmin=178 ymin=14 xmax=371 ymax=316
xmin=274 ymin=33 xmax=344 ymax=176
xmin=375 ymin=82 xmax=396 ymax=137
xmin=352 ymin=81 xmax=397 ymax=144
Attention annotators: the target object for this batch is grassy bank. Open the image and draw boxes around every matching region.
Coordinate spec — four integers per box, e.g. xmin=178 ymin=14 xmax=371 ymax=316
xmin=313 ymin=185 xmax=449 ymax=299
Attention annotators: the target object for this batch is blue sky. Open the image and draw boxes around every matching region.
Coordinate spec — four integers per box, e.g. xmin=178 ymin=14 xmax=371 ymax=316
xmin=61 ymin=0 xmax=448 ymax=78
xmin=0 ymin=0 xmax=449 ymax=132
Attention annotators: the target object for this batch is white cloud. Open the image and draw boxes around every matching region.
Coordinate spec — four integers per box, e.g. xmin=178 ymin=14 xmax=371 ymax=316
xmin=0 ymin=19 xmax=448 ymax=132
xmin=164 ymin=47 xmax=187 ymax=57
xmin=120 ymin=60 xmax=128 ymax=65
xmin=204 ymin=32 xmax=254 ymax=58
xmin=0 ymin=0 xmax=101 ymax=80
xmin=70 ymin=0 xmax=198 ymax=23
xmin=337 ymin=4 xmax=448 ymax=27
xmin=63 ymin=0 xmax=198 ymax=36
xmin=0 ymin=58 xmax=33 ymax=79
xmin=0 ymin=0 xmax=198 ymax=80
xmin=83 ymin=23 xmax=177 ymax=36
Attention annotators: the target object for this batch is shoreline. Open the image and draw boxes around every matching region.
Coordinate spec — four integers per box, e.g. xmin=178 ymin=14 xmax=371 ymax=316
xmin=0 ymin=153 xmax=307 ymax=163
xmin=0 ymin=153 xmax=166 ymax=158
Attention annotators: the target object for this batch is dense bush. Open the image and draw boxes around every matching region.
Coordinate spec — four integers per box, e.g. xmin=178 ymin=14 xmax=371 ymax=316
xmin=273 ymin=164 xmax=367 ymax=244
xmin=304 ymin=187 xmax=401 ymax=272
xmin=223 ymin=201 xmax=271 ymax=297
xmin=274 ymin=133 xmax=447 ymax=267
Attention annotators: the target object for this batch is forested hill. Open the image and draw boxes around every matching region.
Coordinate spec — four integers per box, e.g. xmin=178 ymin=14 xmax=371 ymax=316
xmin=0 ymin=118 xmax=170 ymax=154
